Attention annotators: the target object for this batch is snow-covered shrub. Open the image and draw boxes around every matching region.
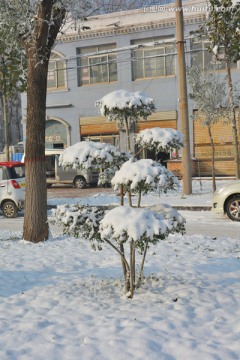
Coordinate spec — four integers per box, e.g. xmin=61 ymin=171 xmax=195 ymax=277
xmin=98 ymin=167 xmax=117 ymax=186
xmin=100 ymin=206 xmax=185 ymax=253
xmin=95 ymin=90 xmax=155 ymax=127
xmin=111 ymin=158 xmax=179 ymax=205
xmin=51 ymin=204 xmax=105 ymax=250
xmin=135 ymin=127 xmax=185 ymax=153
xmin=96 ymin=90 xmax=155 ymax=152
xmin=58 ymin=141 xmax=130 ymax=186
xmin=99 ymin=205 xmax=185 ymax=297
xmin=59 ymin=141 xmax=130 ymax=171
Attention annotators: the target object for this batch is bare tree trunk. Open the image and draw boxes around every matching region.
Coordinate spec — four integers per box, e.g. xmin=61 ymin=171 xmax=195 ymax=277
xmin=128 ymin=191 xmax=132 ymax=207
xmin=124 ymin=116 xmax=131 ymax=152
xmin=129 ymin=240 xmax=135 ymax=298
xmin=137 ymin=189 xmax=141 ymax=208
xmin=120 ymin=184 xmax=124 ymax=206
xmin=2 ymin=87 xmax=9 ymax=161
xmin=1 ymin=58 xmax=10 ymax=161
xmin=21 ymin=2 xmax=66 ymax=242
xmin=226 ymin=60 xmax=239 ymax=179
xmin=137 ymin=239 xmax=149 ymax=288
xmin=208 ymin=126 xmax=216 ymax=192
xmin=23 ymin=50 xmax=49 ymax=242
xmin=120 ymin=243 xmax=127 ymax=284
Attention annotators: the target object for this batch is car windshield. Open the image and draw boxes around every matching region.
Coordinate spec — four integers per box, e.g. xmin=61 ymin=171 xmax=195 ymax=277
xmin=7 ymin=165 xmax=25 ymax=179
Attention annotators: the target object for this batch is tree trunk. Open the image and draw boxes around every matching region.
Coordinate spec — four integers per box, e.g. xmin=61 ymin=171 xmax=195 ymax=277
xmin=2 ymin=86 xmax=9 ymax=161
xmin=208 ymin=126 xmax=216 ymax=192
xmin=23 ymin=49 xmax=49 ymax=242
xmin=137 ymin=239 xmax=149 ymax=288
xmin=1 ymin=57 xmax=10 ymax=161
xmin=129 ymin=240 xmax=135 ymax=298
xmin=137 ymin=189 xmax=142 ymax=208
xmin=124 ymin=116 xmax=131 ymax=152
xmin=226 ymin=60 xmax=239 ymax=179
xmin=128 ymin=191 xmax=132 ymax=207
xmin=21 ymin=2 xmax=66 ymax=242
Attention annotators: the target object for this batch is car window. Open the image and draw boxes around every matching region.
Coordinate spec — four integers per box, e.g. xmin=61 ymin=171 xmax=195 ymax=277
xmin=8 ymin=165 xmax=25 ymax=179
xmin=0 ymin=167 xmax=8 ymax=180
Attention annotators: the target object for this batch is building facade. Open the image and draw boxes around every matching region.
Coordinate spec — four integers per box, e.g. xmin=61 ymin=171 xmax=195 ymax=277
xmin=21 ymin=0 xmax=240 ymax=176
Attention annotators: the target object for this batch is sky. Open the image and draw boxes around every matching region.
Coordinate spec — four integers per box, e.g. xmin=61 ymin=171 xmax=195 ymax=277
xmin=0 ymin=179 xmax=240 ymax=360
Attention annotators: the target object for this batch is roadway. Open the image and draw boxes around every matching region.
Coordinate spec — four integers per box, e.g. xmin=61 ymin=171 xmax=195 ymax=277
xmin=0 ymin=187 xmax=240 ymax=239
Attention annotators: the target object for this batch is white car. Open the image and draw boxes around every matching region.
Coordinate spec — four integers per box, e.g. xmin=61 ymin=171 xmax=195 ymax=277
xmin=212 ymin=181 xmax=240 ymax=221
xmin=0 ymin=161 xmax=25 ymax=218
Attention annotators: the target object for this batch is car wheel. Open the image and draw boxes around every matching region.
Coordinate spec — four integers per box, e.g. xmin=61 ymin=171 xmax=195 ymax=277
xmin=74 ymin=176 xmax=87 ymax=189
xmin=2 ymin=201 xmax=18 ymax=218
xmin=226 ymin=195 xmax=240 ymax=221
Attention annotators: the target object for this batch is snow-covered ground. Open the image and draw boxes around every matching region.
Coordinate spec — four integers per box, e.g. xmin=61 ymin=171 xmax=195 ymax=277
xmin=1 ymin=179 xmax=240 ymax=360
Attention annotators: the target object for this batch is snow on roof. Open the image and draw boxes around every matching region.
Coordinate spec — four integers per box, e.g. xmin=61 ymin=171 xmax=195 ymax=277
xmin=63 ymin=0 xmax=208 ymax=35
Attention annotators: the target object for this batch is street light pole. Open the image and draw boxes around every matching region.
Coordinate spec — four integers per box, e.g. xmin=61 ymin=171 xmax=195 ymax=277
xmin=175 ymin=0 xmax=192 ymax=194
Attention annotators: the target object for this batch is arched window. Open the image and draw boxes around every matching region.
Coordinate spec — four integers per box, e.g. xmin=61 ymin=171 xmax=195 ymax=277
xmin=47 ymin=52 xmax=67 ymax=90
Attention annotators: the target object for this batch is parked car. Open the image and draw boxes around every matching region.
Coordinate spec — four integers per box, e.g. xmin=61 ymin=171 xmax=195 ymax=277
xmin=212 ymin=181 xmax=240 ymax=221
xmin=0 ymin=161 xmax=25 ymax=218
xmin=45 ymin=149 xmax=99 ymax=189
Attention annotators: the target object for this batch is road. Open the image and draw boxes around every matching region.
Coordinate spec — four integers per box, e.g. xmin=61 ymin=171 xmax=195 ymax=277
xmin=1 ymin=185 xmax=240 ymax=238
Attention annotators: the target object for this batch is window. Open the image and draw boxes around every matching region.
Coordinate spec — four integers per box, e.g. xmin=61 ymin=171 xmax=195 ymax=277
xmin=77 ymin=44 xmax=118 ymax=86
xmin=131 ymin=38 xmax=176 ymax=80
xmin=191 ymin=41 xmax=238 ymax=70
xmin=82 ymin=135 xmax=119 ymax=147
xmin=47 ymin=52 xmax=66 ymax=90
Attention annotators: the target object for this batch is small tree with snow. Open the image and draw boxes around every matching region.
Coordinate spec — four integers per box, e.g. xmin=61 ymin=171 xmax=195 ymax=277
xmin=95 ymin=89 xmax=156 ymax=152
xmin=112 ymin=158 xmax=179 ymax=207
xmin=199 ymin=0 xmax=240 ymax=178
xmin=52 ymin=156 xmax=184 ymax=299
xmin=110 ymin=158 xmax=181 ymax=296
xmin=52 ymin=202 xmax=185 ymax=299
xmin=99 ymin=205 xmax=185 ymax=298
xmin=187 ymin=60 xmax=230 ymax=192
xmin=135 ymin=127 xmax=184 ymax=160
xmin=59 ymin=140 xmax=130 ymax=186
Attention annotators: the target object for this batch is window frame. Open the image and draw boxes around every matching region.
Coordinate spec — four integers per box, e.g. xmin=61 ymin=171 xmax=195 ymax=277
xmin=131 ymin=38 xmax=176 ymax=80
xmin=47 ymin=52 xmax=67 ymax=91
xmin=191 ymin=40 xmax=238 ymax=71
xmin=77 ymin=44 xmax=118 ymax=86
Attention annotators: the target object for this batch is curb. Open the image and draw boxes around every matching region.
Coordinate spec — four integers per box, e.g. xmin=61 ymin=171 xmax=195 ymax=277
xmin=47 ymin=204 xmax=211 ymax=211
xmin=172 ymin=206 xmax=211 ymax=211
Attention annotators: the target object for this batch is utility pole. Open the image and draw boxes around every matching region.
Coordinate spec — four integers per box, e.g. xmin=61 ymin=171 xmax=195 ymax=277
xmin=175 ymin=0 xmax=192 ymax=194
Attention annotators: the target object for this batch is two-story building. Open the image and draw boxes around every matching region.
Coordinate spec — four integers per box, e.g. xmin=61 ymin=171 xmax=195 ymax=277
xmin=21 ymin=0 xmax=240 ymax=176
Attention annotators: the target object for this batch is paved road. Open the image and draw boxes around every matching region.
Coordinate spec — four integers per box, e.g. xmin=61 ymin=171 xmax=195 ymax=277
xmin=1 ymin=208 xmax=239 ymax=239
xmin=47 ymin=185 xmax=112 ymax=199
xmin=1 ymin=185 xmax=240 ymax=238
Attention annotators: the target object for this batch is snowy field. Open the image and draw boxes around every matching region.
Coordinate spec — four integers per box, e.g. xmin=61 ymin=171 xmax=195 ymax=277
xmin=1 ymin=179 xmax=240 ymax=360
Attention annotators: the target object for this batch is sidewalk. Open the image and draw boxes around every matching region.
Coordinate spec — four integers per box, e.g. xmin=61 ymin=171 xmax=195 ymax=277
xmin=47 ymin=179 xmax=223 ymax=211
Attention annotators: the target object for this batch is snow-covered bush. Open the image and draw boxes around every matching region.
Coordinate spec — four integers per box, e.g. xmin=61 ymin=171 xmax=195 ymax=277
xmin=59 ymin=141 xmax=130 ymax=171
xmin=51 ymin=203 xmax=185 ymax=298
xmin=96 ymin=90 xmax=155 ymax=126
xmin=53 ymin=138 xmax=185 ymax=299
xmin=135 ymin=127 xmax=185 ymax=154
xmin=58 ymin=140 xmax=130 ymax=185
xmin=51 ymin=204 xmax=105 ymax=250
xmin=100 ymin=205 xmax=185 ymax=298
xmin=99 ymin=205 xmax=185 ymax=253
xmin=111 ymin=158 xmax=179 ymax=207
xmin=96 ymin=90 xmax=155 ymax=152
